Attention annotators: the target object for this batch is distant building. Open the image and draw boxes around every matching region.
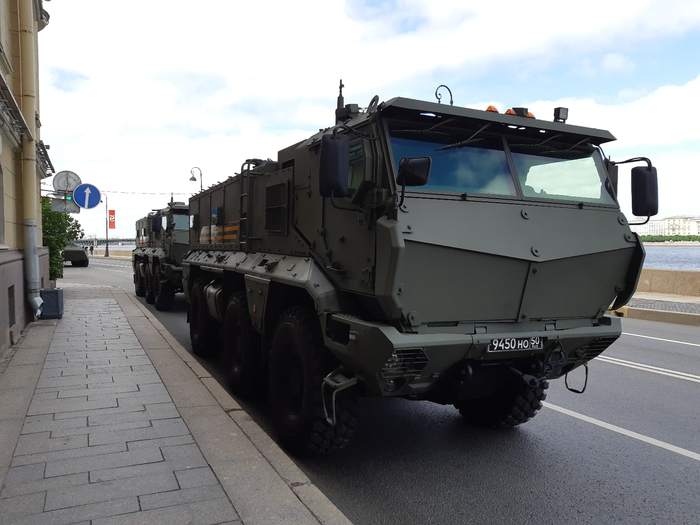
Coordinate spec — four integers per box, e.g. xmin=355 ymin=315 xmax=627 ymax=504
xmin=1 ymin=0 xmax=52 ymax=351
xmin=632 ymin=216 xmax=700 ymax=236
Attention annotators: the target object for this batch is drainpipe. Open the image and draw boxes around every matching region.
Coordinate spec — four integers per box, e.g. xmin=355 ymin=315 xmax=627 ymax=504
xmin=19 ymin=0 xmax=42 ymax=316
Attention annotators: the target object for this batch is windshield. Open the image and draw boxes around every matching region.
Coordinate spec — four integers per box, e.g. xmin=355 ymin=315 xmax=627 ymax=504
xmin=173 ymin=214 xmax=189 ymax=230
xmin=510 ymin=149 xmax=615 ymax=204
xmin=390 ymin=136 xmax=516 ymax=196
xmin=388 ymin=128 xmax=615 ymax=205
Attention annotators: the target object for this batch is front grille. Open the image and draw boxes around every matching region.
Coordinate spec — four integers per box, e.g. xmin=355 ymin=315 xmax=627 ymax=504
xmin=575 ymin=336 xmax=618 ymax=361
xmin=380 ymin=348 xmax=429 ymax=380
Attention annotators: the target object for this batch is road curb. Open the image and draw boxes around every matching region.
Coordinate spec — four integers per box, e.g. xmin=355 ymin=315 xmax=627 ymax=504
xmin=613 ymin=306 xmax=700 ymax=326
xmin=119 ymin=290 xmax=351 ymax=525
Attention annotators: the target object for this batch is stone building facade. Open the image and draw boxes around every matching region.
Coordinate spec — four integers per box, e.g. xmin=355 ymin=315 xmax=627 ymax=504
xmin=0 ymin=0 xmax=51 ymax=351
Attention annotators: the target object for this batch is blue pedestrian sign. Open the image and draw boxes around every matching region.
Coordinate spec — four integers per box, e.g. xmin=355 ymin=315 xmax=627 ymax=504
xmin=72 ymin=184 xmax=101 ymax=209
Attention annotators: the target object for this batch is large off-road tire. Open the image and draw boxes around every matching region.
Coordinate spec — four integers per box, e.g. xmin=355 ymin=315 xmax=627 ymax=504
xmin=222 ymin=292 xmax=261 ymax=398
xmin=134 ymin=265 xmax=146 ymax=297
xmin=455 ymin=376 xmax=548 ymax=428
xmin=145 ymin=265 xmax=156 ymax=304
xmin=189 ymin=280 xmax=218 ymax=357
xmin=269 ymin=306 xmax=358 ymax=456
xmin=154 ymin=278 xmax=175 ymax=311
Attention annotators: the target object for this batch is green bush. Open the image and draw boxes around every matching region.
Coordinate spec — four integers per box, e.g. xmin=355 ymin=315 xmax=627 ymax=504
xmin=640 ymin=235 xmax=700 ymax=242
xmin=41 ymin=197 xmax=85 ymax=280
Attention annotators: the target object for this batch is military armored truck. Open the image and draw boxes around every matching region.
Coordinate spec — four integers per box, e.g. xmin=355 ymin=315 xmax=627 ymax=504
xmin=62 ymin=244 xmax=89 ymax=267
xmin=183 ymin=88 xmax=658 ymax=455
xmin=132 ymin=201 xmax=189 ymax=310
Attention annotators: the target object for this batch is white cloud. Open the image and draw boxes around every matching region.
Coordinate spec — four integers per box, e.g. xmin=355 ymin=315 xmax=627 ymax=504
xmin=601 ymin=53 xmax=635 ymax=73
xmin=37 ymin=0 xmax=700 ymax=237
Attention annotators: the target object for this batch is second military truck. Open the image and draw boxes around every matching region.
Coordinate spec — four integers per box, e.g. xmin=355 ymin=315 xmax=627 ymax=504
xmin=183 ymin=88 xmax=658 ymax=455
xmin=133 ymin=201 xmax=189 ymax=310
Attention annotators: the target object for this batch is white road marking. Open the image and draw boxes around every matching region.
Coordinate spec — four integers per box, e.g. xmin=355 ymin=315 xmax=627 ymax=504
xmin=596 ymin=355 xmax=700 ymax=383
xmin=543 ymin=402 xmax=700 ymax=462
xmin=622 ymin=332 xmax=700 ymax=348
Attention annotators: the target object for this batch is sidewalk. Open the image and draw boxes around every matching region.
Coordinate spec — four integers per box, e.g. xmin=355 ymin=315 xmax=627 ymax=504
xmin=616 ymin=291 xmax=700 ymax=326
xmin=0 ymin=284 xmax=350 ymax=525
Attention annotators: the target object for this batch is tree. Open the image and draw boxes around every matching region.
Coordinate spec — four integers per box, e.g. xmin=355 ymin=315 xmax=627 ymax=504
xmin=41 ymin=197 xmax=85 ymax=280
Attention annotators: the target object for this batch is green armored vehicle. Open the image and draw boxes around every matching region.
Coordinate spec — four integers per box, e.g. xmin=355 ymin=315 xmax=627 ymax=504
xmin=62 ymin=244 xmax=89 ymax=267
xmin=183 ymin=86 xmax=658 ymax=455
xmin=132 ymin=201 xmax=189 ymax=310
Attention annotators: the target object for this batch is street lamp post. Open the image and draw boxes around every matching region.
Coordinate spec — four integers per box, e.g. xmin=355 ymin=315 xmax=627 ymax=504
xmin=104 ymin=193 xmax=110 ymax=257
xmin=189 ymin=167 xmax=203 ymax=192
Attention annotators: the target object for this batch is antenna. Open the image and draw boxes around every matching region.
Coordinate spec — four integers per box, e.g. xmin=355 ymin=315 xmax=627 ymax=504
xmin=435 ymin=84 xmax=454 ymax=106
xmin=335 ymin=79 xmax=345 ymax=124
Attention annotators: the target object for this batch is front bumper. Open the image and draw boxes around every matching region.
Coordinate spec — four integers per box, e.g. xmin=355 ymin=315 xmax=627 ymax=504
xmin=323 ymin=314 xmax=621 ymax=397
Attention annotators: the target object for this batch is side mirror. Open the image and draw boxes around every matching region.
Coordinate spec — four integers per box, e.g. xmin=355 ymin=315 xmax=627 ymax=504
xmin=631 ymin=166 xmax=658 ymax=217
xmin=397 ymin=157 xmax=431 ymax=187
xmin=319 ymin=134 xmax=349 ymax=198
xmin=151 ymin=216 xmax=162 ymax=232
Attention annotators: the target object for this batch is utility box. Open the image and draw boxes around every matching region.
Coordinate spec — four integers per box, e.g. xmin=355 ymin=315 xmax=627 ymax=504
xmin=40 ymin=288 xmax=64 ymax=319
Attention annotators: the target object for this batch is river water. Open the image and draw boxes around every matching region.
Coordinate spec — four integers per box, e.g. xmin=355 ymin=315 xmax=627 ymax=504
xmin=643 ymin=245 xmax=700 ymax=271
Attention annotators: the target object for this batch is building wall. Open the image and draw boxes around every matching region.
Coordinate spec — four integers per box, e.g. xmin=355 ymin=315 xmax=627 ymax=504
xmin=0 ymin=0 xmax=50 ymax=353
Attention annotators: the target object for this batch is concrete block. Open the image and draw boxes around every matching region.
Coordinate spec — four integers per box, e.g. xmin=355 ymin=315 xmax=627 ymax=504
xmin=3 ymin=463 xmax=45 ymax=485
xmin=14 ymin=443 xmax=127 ymax=468
xmin=43 ymin=445 xmax=163 ymax=477
xmin=201 ymin=378 xmax=242 ymax=412
xmin=11 ymin=496 xmax=140 ymax=525
xmin=15 ymin=432 xmax=88 ymax=456
xmin=22 ymin=415 xmax=87 ymax=436
xmin=0 ymin=491 xmax=46 ymax=520
xmin=0 ymin=364 xmax=43 ymax=391
xmin=88 ymin=418 xmax=189 ymax=446
xmin=0 ymin=387 xmax=35 ymax=419
xmin=178 ymin=406 xmax=254 ymax=463
xmin=139 ymin=484 xmax=227 ymax=511
xmin=9 ymin=347 xmax=48 ymax=366
xmin=1 ymin=472 xmax=89 ymax=499
xmin=91 ymin=497 xmax=237 ymax=525
xmin=211 ymin=458 xmax=318 ymax=525
xmin=174 ymin=466 xmax=219 ymax=489
xmin=0 ymin=418 xmax=24 ymax=468
xmin=166 ymin=380 xmax=218 ymax=409
xmin=44 ymin=472 xmax=178 ymax=511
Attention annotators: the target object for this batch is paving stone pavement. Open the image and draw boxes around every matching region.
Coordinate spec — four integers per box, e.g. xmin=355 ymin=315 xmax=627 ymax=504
xmin=627 ymin=298 xmax=700 ymax=314
xmin=0 ymin=295 xmax=239 ymax=525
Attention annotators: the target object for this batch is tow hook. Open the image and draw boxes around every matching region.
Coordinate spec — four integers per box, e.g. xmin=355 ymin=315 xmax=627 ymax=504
xmin=321 ymin=369 xmax=358 ymax=426
xmin=565 ymin=363 xmax=589 ymax=394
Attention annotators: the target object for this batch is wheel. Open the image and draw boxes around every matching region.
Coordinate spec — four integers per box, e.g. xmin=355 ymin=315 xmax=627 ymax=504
xmin=222 ymin=292 xmax=261 ymax=397
xmin=145 ymin=264 xmax=156 ymax=304
xmin=155 ymin=278 xmax=175 ymax=311
xmin=189 ymin=280 xmax=218 ymax=357
xmin=269 ymin=306 xmax=358 ymax=456
xmin=454 ymin=375 xmax=548 ymax=428
xmin=134 ymin=265 xmax=146 ymax=297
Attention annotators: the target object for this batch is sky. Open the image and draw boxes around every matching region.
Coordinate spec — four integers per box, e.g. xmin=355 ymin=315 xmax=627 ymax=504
xmin=38 ymin=0 xmax=700 ymax=238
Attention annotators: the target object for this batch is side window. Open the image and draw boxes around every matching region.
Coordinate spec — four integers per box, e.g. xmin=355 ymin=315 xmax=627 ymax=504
xmin=347 ymin=140 xmax=366 ymax=194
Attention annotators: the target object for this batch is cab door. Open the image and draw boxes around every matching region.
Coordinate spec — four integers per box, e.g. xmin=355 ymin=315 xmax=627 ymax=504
xmin=320 ymin=137 xmax=377 ymax=294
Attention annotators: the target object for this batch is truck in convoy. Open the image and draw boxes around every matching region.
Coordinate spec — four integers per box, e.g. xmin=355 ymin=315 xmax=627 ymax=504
xmin=182 ymin=85 xmax=658 ymax=455
xmin=132 ymin=201 xmax=189 ymax=310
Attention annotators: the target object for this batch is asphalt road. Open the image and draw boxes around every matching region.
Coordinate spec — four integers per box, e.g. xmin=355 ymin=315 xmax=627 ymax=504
xmin=62 ymin=258 xmax=700 ymax=524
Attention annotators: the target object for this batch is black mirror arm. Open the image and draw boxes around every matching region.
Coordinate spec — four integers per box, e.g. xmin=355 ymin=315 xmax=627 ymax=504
xmin=611 ymin=157 xmax=654 ymax=226
xmin=611 ymin=156 xmax=652 ymax=168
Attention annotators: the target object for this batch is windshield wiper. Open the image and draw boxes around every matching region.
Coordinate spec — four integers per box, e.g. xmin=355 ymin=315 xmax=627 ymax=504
xmin=437 ymin=123 xmax=491 ymax=151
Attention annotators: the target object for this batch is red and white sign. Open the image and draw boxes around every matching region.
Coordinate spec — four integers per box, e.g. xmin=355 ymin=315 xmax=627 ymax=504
xmin=108 ymin=209 xmax=116 ymax=229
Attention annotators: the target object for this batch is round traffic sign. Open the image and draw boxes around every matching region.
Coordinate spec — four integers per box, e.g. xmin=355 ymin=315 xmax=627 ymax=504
xmin=73 ymin=184 xmax=101 ymax=209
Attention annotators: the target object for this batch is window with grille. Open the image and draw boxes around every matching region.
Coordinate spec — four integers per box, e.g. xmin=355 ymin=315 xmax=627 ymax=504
xmin=265 ymin=182 xmax=288 ymax=235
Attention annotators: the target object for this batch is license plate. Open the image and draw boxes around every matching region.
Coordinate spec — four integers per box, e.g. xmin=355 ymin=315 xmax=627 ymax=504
xmin=487 ymin=336 xmax=544 ymax=352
